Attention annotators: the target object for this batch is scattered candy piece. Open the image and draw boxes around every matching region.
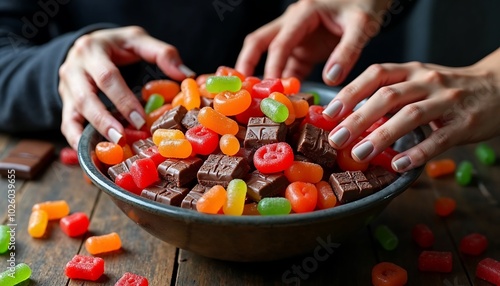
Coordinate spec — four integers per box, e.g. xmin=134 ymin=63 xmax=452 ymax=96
xmin=455 ymin=160 xmax=473 ymax=186
xmin=411 ymin=223 xmax=434 ymax=248
xmin=459 ymin=233 xmax=488 ymax=256
xmin=65 ymin=254 xmax=104 ymax=281
xmin=115 ymin=272 xmax=149 ymax=286
xmin=60 ymin=147 xmax=79 ymax=165
xmin=425 ymin=159 xmax=456 ymax=178
xmin=85 ymin=232 xmax=122 ymax=255
xmin=435 ymin=197 xmax=456 ymax=217
xmin=475 ymin=143 xmax=496 ymax=165
xmin=374 ymin=225 xmax=398 ymax=251
xmin=0 ymin=263 xmax=31 ymax=286
xmin=27 ymin=210 xmax=48 ymax=238
xmin=0 ymin=225 xmax=9 ymax=254
xmin=32 ymin=200 xmax=70 ymax=220
xmin=476 ymin=258 xmax=500 ymax=285
xmin=60 ymin=212 xmax=90 ymax=237
xmin=418 ymin=251 xmax=453 ymax=273
xmin=371 ymin=262 xmax=407 ymax=286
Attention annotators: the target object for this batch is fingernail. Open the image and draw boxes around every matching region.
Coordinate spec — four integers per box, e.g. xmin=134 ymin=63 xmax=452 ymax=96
xmin=108 ymin=128 xmax=123 ymax=144
xmin=179 ymin=64 xmax=195 ymax=78
xmin=323 ymin=100 xmax=343 ymax=118
xmin=352 ymin=141 xmax=374 ymax=161
xmin=392 ymin=156 xmax=411 ymax=171
xmin=327 ymin=64 xmax=342 ymax=83
xmin=329 ymin=127 xmax=350 ymax=147
xmin=130 ymin=110 xmax=145 ymax=129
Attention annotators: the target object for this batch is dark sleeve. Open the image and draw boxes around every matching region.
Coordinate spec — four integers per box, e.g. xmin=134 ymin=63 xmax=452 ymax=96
xmin=0 ymin=1 xmax=114 ymax=132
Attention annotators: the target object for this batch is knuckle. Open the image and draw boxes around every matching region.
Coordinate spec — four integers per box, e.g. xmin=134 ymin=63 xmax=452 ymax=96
xmin=349 ymin=112 xmax=367 ymax=127
xmin=374 ymin=127 xmax=394 ymax=145
xmin=401 ymin=104 xmax=425 ymax=122
xmin=73 ymin=91 xmax=87 ymax=107
xmin=430 ymin=129 xmax=451 ymax=149
xmin=367 ymin=64 xmax=385 ymax=78
xmin=268 ymin=39 xmax=286 ymax=54
xmin=126 ymin=25 xmax=147 ymax=37
xmin=159 ymin=45 xmax=179 ymax=61
xmin=89 ymin=111 xmax=107 ymax=131
xmin=73 ymin=35 xmax=93 ymax=54
xmin=424 ymin=70 xmax=444 ymax=84
xmin=377 ymin=86 xmax=400 ymax=103
xmin=443 ymin=88 xmax=463 ymax=101
xmin=340 ymin=84 xmax=358 ymax=97
xmin=407 ymin=61 xmax=424 ymax=69
xmin=95 ymin=66 xmax=119 ymax=89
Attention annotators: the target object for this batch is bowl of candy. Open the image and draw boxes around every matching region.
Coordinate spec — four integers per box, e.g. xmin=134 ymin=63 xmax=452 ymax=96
xmin=78 ymin=70 xmax=425 ymax=262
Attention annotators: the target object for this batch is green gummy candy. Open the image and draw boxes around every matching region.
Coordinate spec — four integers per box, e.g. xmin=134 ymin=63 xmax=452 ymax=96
xmin=374 ymin=225 xmax=398 ymax=251
xmin=0 ymin=263 xmax=32 ymax=286
xmin=475 ymin=143 xmax=496 ymax=165
xmin=260 ymin=98 xmax=289 ymax=123
xmin=144 ymin=94 xmax=165 ymax=114
xmin=0 ymin=225 xmax=9 ymax=254
xmin=455 ymin=161 xmax=473 ymax=186
xmin=257 ymin=198 xmax=291 ymax=215
xmin=206 ymin=76 xmax=242 ymax=93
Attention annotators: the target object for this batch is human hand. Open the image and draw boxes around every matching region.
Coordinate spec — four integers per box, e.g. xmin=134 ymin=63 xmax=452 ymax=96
xmin=235 ymin=0 xmax=390 ymax=84
xmin=323 ymin=49 xmax=500 ymax=172
xmin=58 ymin=26 xmax=195 ymax=150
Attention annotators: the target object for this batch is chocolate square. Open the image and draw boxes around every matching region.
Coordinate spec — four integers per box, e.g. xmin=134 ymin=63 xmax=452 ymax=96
xmin=108 ymin=162 xmax=128 ymax=181
xmin=364 ymin=166 xmax=397 ymax=191
xmin=296 ymin=123 xmax=337 ymax=168
xmin=245 ymin=170 xmax=289 ymax=202
xmin=0 ymin=140 xmax=55 ymax=179
xmin=181 ymin=184 xmax=211 ymax=210
xmin=157 ymin=157 xmax=203 ymax=187
xmin=131 ymin=138 xmax=155 ymax=156
xmin=150 ymin=105 xmax=187 ymax=134
xmin=329 ymin=171 xmax=376 ymax=204
xmin=124 ymin=155 xmax=140 ymax=168
xmin=200 ymin=96 xmax=213 ymax=108
xmin=141 ymin=180 xmax=189 ymax=206
xmin=197 ymin=154 xmax=250 ymax=187
xmin=244 ymin=117 xmax=287 ymax=150
xmin=181 ymin=108 xmax=200 ymax=130
xmin=236 ymin=125 xmax=247 ymax=145
xmin=288 ymin=92 xmax=314 ymax=105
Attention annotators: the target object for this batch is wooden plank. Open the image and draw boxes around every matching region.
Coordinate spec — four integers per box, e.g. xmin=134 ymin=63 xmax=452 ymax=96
xmin=69 ymin=191 xmax=178 ymax=286
xmin=0 ymin=158 xmax=100 ymax=286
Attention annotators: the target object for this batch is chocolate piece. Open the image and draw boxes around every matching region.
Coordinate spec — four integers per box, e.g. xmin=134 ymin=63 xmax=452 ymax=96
xmin=197 ymin=154 xmax=250 ymax=187
xmin=131 ymin=138 xmax=154 ymax=156
xmin=181 ymin=184 xmax=211 ymax=210
xmin=244 ymin=117 xmax=287 ymax=150
xmin=235 ymin=147 xmax=255 ymax=169
xmin=181 ymin=108 xmax=200 ymax=130
xmin=107 ymin=162 xmax=128 ymax=181
xmin=289 ymin=92 xmax=314 ymax=106
xmin=235 ymin=125 xmax=247 ymax=145
xmin=294 ymin=154 xmax=313 ymax=163
xmin=124 ymin=155 xmax=140 ymax=168
xmin=245 ymin=170 xmax=289 ymax=202
xmin=0 ymin=140 xmax=55 ymax=179
xmin=296 ymin=123 xmax=337 ymax=168
xmin=157 ymin=157 xmax=203 ymax=187
xmin=286 ymin=118 xmax=304 ymax=143
xmin=200 ymin=96 xmax=213 ymax=108
xmin=329 ymin=171 xmax=376 ymax=204
xmin=150 ymin=105 xmax=187 ymax=134
xmin=364 ymin=166 xmax=397 ymax=191
xmin=141 ymin=180 xmax=189 ymax=206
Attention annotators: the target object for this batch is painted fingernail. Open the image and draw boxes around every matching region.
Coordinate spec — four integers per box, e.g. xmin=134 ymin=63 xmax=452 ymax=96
xmin=326 ymin=64 xmax=342 ymax=83
xmin=322 ymin=100 xmax=343 ymax=118
xmin=130 ymin=110 xmax=145 ymax=130
xmin=107 ymin=128 xmax=123 ymax=144
xmin=392 ymin=156 xmax=411 ymax=171
xmin=329 ymin=127 xmax=350 ymax=147
xmin=352 ymin=141 xmax=374 ymax=161
xmin=179 ymin=64 xmax=195 ymax=78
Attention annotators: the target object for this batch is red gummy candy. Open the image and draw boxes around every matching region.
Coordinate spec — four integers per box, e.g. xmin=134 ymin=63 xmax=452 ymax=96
xmin=253 ymin=142 xmax=294 ymax=173
xmin=301 ymin=105 xmax=337 ymax=131
xmin=116 ymin=172 xmax=142 ymax=195
xmin=371 ymin=147 xmax=399 ymax=173
xmin=130 ymin=158 xmax=159 ymax=189
xmin=60 ymin=212 xmax=89 ymax=237
xmin=252 ymin=78 xmax=284 ymax=99
xmin=476 ymin=258 xmax=500 ymax=285
xmin=371 ymin=262 xmax=408 ymax=286
xmin=115 ymin=272 xmax=149 ymax=286
xmin=141 ymin=146 xmax=165 ymax=166
xmin=366 ymin=116 xmax=389 ymax=133
xmin=418 ymin=251 xmax=453 ymax=273
xmin=411 ymin=224 xmax=434 ymax=248
xmin=185 ymin=125 xmax=219 ymax=155
xmin=124 ymin=128 xmax=150 ymax=146
xmin=460 ymin=233 xmax=488 ymax=256
xmin=65 ymin=254 xmax=104 ymax=281
xmin=60 ymin=147 xmax=79 ymax=165
xmin=235 ymin=98 xmax=264 ymax=125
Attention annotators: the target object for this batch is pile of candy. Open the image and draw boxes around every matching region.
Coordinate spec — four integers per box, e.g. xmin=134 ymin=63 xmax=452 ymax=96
xmin=97 ymin=66 xmax=400 ymax=216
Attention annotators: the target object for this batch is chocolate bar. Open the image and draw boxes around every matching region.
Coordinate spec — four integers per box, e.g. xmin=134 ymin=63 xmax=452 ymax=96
xmin=181 ymin=184 xmax=211 ymax=210
xmin=288 ymin=92 xmax=315 ymax=106
xmin=181 ymin=108 xmax=200 ymax=130
xmin=245 ymin=170 xmax=289 ymax=202
xmin=197 ymin=154 xmax=250 ymax=187
xmin=296 ymin=123 xmax=337 ymax=168
xmin=131 ymin=138 xmax=154 ymax=156
xmin=108 ymin=162 xmax=128 ymax=181
xmin=329 ymin=170 xmax=376 ymax=204
xmin=141 ymin=180 xmax=189 ymax=207
xmin=124 ymin=155 xmax=140 ymax=168
xmin=150 ymin=105 xmax=187 ymax=134
xmin=157 ymin=157 xmax=203 ymax=187
xmin=244 ymin=117 xmax=287 ymax=150
xmin=0 ymin=140 xmax=55 ymax=179
xmin=235 ymin=125 xmax=247 ymax=145
xmin=365 ymin=166 xmax=397 ymax=190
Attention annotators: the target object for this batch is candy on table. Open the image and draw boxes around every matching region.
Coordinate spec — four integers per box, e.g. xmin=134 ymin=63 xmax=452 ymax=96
xmin=459 ymin=233 xmax=488 ymax=255
xmin=115 ymin=272 xmax=149 ymax=286
xmin=141 ymin=79 xmax=180 ymax=102
xmin=336 ymin=140 xmax=370 ymax=172
xmin=253 ymin=142 xmax=294 ymax=174
xmin=150 ymin=105 xmax=188 ymax=134
xmin=284 ymin=161 xmax=323 ymax=184
xmin=0 ymin=263 xmax=31 ymax=286
xmin=223 ymin=179 xmax=247 ymax=216
xmin=0 ymin=139 xmax=55 ymax=179
xmin=315 ymin=181 xmax=337 ymax=210
xmin=371 ymin=262 xmax=407 ymax=286
xmin=65 ymin=254 xmax=104 ymax=281
xmin=213 ymin=89 xmax=251 ymax=116
xmin=476 ymin=258 xmax=500 ymax=285
xmin=32 ymin=200 xmax=70 ymax=220
xmin=152 ymin=128 xmax=185 ymax=145
xmin=0 ymin=225 xmax=9 ymax=254
xmin=475 ymin=143 xmax=496 ymax=165
xmin=281 ymin=77 xmax=301 ymax=95
xmin=243 ymin=117 xmax=287 ymax=150
xmin=158 ymin=157 xmax=203 ymax=187
xmin=455 ymin=160 xmax=473 ymax=186
xmin=257 ymin=197 xmax=292 ymax=215
xmin=425 ymin=158 xmax=456 ymax=178
xmin=296 ymin=123 xmax=337 ymax=169
xmin=245 ymin=170 xmax=289 ymax=202
xmin=185 ymin=125 xmax=219 ymax=155
xmin=85 ymin=232 xmax=122 ymax=255
xmin=370 ymin=147 xmax=399 ymax=173
xmin=411 ymin=223 xmax=434 ymax=248
xmin=260 ymin=98 xmax=289 ymax=123
xmin=301 ymin=105 xmax=336 ymax=131
xmin=206 ymin=76 xmax=242 ymax=93
xmin=158 ymin=138 xmax=192 ymax=159
xmin=269 ymin=92 xmax=296 ymax=125
xmin=130 ymin=158 xmax=159 ymax=189
xmin=180 ymin=78 xmax=201 ymax=110
xmin=374 ymin=225 xmax=398 ymax=251
xmin=219 ymin=134 xmax=240 ymax=156
xmin=235 ymin=97 xmax=264 ymax=125
xmin=215 ymin=66 xmax=245 ymax=81
xmin=196 ymin=185 xmax=227 ymax=214
xmin=197 ymin=106 xmax=239 ymax=136
xmin=60 ymin=212 xmax=90 ymax=237
xmin=141 ymin=181 xmax=190 ymax=207
xmin=95 ymin=141 xmax=124 ymax=165
xmin=197 ymin=154 xmax=250 ymax=188
xmin=435 ymin=197 xmax=456 ymax=217
xmin=252 ymin=78 xmax=284 ymax=99
xmin=60 ymin=147 xmax=79 ymax=165
xmin=144 ymin=93 xmax=165 ymax=114
xmin=418 ymin=250 xmax=453 ymax=273
xmin=285 ymin=182 xmax=318 ymax=213
xmin=28 ymin=209 xmax=48 ymax=238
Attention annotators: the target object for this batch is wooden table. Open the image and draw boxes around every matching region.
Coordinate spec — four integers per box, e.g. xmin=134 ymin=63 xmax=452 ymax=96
xmin=1 ymin=132 xmax=499 ymax=286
